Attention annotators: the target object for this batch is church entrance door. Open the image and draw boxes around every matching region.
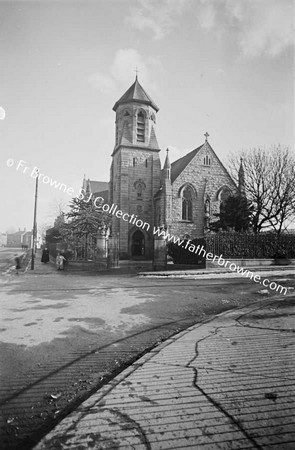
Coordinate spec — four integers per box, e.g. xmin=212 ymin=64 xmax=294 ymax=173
xmin=131 ymin=230 xmax=145 ymax=258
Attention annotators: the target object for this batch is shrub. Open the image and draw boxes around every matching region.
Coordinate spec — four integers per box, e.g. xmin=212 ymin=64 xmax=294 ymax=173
xmin=167 ymin=238 xmax=206 ymax=264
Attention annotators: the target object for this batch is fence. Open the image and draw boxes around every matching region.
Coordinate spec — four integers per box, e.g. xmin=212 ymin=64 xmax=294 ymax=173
xmin=205 ymin=232 xmax=295 ymax=259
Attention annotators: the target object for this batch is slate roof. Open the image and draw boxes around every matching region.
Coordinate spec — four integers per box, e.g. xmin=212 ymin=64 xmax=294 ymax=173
xmin=88 ymin=181 xmax=109 ymax=194
xmin=113 ymin=78 xmax=159 ymax=112
xmin=148 ymin=125 xmax=160 ymax=149
xmin=93 ymin=189 xmax=109 ymax=203
xmin=171 ymin=145 xmax=203 ymax=183
xmin=120 ymin=122 xmax=132 ymax=145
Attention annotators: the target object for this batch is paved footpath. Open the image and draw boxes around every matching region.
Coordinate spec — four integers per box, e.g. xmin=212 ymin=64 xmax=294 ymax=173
xmin=34 ymin=293 xmax=295 ymax=450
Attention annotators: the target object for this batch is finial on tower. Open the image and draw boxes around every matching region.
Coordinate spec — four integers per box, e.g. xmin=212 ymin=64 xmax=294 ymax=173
xmin=204 ymin=132 xmax=209 ymax=142
xmin=135 ymin=67 xmax=139 ymax=80
xmin=164 ymin=148 xmax=171 ymax=180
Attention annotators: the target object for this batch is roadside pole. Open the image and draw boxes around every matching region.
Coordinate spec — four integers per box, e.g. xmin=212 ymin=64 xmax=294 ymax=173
xmin=31 ymin=170 xmax=39 ymax=270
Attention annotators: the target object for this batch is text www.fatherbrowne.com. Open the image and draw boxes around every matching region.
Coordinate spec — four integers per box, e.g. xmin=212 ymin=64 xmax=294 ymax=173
xmin=153 ymin=227 xmax=288 ymax=296
xmin=8 ymin=158 xmax=287 ymax=296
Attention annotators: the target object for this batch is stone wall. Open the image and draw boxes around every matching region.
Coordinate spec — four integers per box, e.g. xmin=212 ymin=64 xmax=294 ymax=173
xmin=170 ymin=142 xmax=236 ymax=239
xmin=111 ymin=147 xmax=161 ymax=258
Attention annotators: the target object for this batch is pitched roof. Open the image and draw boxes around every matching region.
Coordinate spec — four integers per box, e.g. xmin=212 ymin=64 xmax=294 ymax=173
xmin=148 ymin=125 xmax=160 ymax=149
xmin=113 ymin=77 xmax=159 ymax=112
xmin=93 ymin=189 xmax=109 ymax=203
xmin=171 ymin=145 xmax=203 ymax=182
xmin=88 ymin=181 xmax=109 ymax=194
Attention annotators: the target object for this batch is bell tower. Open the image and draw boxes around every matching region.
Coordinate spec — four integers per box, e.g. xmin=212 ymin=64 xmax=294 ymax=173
xmin=109 ymin=76 xmax=161 ymax=259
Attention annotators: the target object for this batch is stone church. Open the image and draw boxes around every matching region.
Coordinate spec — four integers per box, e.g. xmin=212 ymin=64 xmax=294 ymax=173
xmin=89 ymin=77 xmax=241 ymax=259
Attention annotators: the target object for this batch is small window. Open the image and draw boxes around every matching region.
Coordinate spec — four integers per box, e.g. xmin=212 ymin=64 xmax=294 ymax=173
xmin=204 ymin=155 xmax=211 ymax=166
xmin=124 ymin=110 xmax=130 ymax=116
xmin=145 ymin=159 xmax=148 ymax=167
xmin=133 ymin=157 xmax=136 ymax=167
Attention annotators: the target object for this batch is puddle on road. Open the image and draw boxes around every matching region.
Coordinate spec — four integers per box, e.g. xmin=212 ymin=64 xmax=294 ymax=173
xmin=239 ymin=299 xmax=295 ymax=330
xmin=0 ymin=288 xmax=157 ymax=347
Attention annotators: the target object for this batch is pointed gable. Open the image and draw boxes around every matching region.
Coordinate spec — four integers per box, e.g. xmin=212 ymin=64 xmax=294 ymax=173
xmin=148 ymin=125 xmax=160 ymax=149
xmin=113 ymin=78 xmax=159 ymax=112
xmin=171 ymin=145 xmax=203 ymax=183
xmin=171 ymin=141 xmax=235 ymax=187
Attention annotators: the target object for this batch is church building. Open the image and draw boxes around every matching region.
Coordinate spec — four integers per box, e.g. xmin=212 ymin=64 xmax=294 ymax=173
xmin=101 ymin=77 xmax=239 ymax=259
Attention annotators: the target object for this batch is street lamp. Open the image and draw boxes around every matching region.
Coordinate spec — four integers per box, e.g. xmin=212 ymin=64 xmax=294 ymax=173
xmin=31 ymin=170 xmax=39 ymax=270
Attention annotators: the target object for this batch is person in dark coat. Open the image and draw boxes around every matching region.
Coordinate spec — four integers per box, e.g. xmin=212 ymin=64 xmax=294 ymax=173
xmin=15 ymin=254 xmax=21 ymax=275
xmin=41 ymin=247 xmax=50 ymax=263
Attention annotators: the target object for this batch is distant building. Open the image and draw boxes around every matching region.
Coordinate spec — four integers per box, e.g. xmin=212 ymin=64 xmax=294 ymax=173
xmin=7 ymin=229 xmax=26 ymax=247
xmin=0 ymin=233 xmax=7 ymax=247
xmin=23 ymin=231 xmax=33 ymax=248
xmin=6 ymin=229 xmax=37 ymax=248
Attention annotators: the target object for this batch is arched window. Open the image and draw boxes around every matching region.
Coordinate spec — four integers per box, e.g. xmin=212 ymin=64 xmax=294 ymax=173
xmin=136 ymin=111 xmax=145 ymax=142
xmin=137 ymin=182 xmax=143 ymax=199
xmin=134 ymin=179 xmax=146 ymax=200
xmin=203 ymin=155 xmax=211 ymax=166
xmin=219 ymin=187 xmax=231 ymax=203
xmin=182 ymin=186 xmax=193 ymax=221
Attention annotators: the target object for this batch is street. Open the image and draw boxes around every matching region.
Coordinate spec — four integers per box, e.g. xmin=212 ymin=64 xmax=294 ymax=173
xmin=0 ymin=252 xmax=294 ymax=449
xmin=0 ymin=248 xmax=24 ymax=274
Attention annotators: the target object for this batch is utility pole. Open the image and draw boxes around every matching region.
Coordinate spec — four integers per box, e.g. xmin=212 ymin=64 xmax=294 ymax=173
xmin=31 ymin=171 xmax=39 ymax=270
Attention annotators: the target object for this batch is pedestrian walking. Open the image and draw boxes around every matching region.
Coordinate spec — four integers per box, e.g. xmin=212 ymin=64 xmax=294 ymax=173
xmin=61 ymin=251 xmax=68 ymax=270
xmin=14 ymin=254 xmax=21 ymax=275
xmin=56 ymin=252 xmax=66 ymax=270
xmin=41 ymin=247 xmax=50 ymax=263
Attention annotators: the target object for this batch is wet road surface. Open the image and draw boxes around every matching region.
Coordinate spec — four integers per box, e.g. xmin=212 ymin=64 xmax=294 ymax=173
xmin=0 ymin=260 xmax=294 ymax=449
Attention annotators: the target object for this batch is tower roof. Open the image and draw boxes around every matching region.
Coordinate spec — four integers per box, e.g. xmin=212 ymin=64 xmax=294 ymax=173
xmin=113 ymin=77 xmax=159 ymax=112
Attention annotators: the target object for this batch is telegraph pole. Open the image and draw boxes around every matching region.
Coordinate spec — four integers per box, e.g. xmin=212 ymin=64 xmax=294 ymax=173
xmin=31 ymin=170 xmax=39 ymax=270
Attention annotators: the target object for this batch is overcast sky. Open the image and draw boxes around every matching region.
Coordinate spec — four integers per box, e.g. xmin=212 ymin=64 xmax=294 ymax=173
xmin=0 ymin=0 xmax=294 ymax=233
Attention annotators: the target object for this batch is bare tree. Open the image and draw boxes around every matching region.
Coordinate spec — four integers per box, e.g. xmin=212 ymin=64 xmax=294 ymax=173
xmin=47 ymin=198 xmax=69 ymax=221
xmin=38 ymin=221 xmax=53 ymax=239
xmin=228 ymin=146 xmax=295 ymax=234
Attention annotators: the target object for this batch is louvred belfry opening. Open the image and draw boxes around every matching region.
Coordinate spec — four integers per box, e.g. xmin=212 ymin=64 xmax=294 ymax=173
xmin=137 ymin=111 xmax=145 ymax=142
